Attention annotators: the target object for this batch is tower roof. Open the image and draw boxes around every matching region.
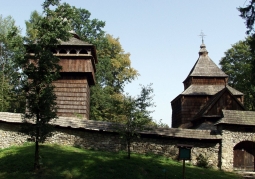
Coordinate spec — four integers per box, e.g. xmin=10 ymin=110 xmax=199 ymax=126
xmin=184 ymin=43 xmax=228 ymax=82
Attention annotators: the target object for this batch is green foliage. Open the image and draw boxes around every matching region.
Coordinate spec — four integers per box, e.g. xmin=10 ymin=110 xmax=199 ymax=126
xmin=13 ymin=0 xmax=74 ymax=170
xmin=196 ymin=154 xmax=212 ymax=169
xmin=90 ymin=35 xmax=139 ymax=121
xmin=25 ymin=11 xmax=42 ymax=41
xmin=220 ymin=38 xmax=255 ymax=110
xmin=20 ymin=0 xmax=72 ymax=141
xmin=0 ymin=15 xmax=25 ymax=113
xmin=238 ymin=1 xmax=255 ymax=91
xmin=116 ymin=84 xmax=155 ymax=159
xmin=0 ymin=144 xmax=242 ymax=179
xmin=71 ymin=8 xmax=106 ymax=44
xmin=238 ymin=1 xmax=255 ymax=35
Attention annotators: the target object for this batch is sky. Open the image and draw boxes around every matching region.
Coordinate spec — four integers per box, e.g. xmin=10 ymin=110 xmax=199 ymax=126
xmin=0 ymin=0 xmax=249 ymax=127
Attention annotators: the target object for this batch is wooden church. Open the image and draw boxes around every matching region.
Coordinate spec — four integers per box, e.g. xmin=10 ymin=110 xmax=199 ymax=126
xmin=52 ymin=31 xmax=97 ymax=119
xmin=171 ymin=42 xmax=245 ymax=129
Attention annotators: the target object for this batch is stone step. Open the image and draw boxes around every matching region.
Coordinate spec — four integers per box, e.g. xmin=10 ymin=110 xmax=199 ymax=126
xmin=237 ymin=172 xmax=255 ymax=179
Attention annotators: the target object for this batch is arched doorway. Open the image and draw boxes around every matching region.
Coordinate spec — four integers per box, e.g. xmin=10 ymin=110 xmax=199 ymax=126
xmin=233 ymin=141 xmax=255 ymax=171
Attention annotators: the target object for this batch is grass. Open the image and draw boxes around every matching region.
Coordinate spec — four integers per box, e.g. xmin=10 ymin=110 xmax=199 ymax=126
xmin=0 ymin=143 xmax=242 ymax=179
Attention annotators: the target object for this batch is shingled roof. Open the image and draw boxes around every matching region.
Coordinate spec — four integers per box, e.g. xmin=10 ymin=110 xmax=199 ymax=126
xmin=181 ymin=85 xmax=243 ymax=96
xmin=60 ymin=37 xmax=92 ymax=46
xmin=183 ymin=43 xmax=228 ymax=82
xmin=215 ymin=110 xmax=255 ymax=126
xmin=0 ymin=112 xmax=221 ymax=140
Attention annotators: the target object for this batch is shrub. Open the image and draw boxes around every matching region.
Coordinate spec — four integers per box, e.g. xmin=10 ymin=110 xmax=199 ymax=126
xmin=196 ymin=154 xmax=211 ymax=168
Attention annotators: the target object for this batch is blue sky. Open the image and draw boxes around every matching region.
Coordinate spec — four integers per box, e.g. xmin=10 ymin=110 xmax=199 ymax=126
xmin=0 ymin=0 xmax=248 ymax=126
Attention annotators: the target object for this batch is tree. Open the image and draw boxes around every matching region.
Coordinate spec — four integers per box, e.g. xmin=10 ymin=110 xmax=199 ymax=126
xmin=238 ymin=1 xmax=255 ymax=89
xmin=90 ymin=34 xmax=139 ymax=121
xmin=14 ymin=0 xmax=73 ymax=170
xmin=220 ymin=38 xmax=255 ymax=110
xmin=238 ymin=1 xmax=255 ymax=35
xmin=25 ymin=11 xmax=42 ymax=41
xmin=116 ymin=84 xmax=155 ymax=159
xmin=0 ymin=15 xmax=24 ymax=113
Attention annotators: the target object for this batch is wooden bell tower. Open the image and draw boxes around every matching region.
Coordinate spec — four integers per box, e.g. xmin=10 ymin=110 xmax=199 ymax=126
xmin=52 ymin=32 xmax=97 ymax=119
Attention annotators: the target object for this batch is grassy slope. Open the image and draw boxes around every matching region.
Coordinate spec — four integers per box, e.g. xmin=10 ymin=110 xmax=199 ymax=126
xmin=0 ymin=143 xmax=242 ymax=179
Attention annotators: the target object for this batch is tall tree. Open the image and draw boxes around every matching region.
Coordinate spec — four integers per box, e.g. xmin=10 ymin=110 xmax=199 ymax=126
xmin=238 ymin=1 xmax=255 ymax=91
xmin=220 ymin=38 xmax=255 ymax=110
xmin=90 ymin=34 xmax=139 ymax=121
xmin=116 ymin=84 xmax=155 ymax=159
xmin=25 ymin=11 xmax=42 ymax=41
xmin=15 ymin=0 xmax=73 ymax=170
xmin=0 ymin=15 xmax=24 ymax=113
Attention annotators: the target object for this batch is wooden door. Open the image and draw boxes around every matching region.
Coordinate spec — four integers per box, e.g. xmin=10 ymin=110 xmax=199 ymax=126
xmin=233 ymin=141 xmax=255 ymax=171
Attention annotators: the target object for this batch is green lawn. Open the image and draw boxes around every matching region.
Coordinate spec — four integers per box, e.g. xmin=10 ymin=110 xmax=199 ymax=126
xmin=0 ymin=143 xmax=242 ymax=179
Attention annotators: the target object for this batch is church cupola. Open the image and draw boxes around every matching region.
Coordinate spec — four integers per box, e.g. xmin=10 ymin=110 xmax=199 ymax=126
xmin=199 ymin=43 xmax=208 ymax=56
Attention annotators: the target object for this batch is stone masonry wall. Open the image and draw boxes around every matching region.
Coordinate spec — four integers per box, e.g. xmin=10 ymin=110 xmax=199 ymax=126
xmin=220 ymin=125 xmax=255 ymax=171
xmin=0 ymin=123 xmax=28 ymax=149
xmin=0 ymin=122 xmax=220 ymax=169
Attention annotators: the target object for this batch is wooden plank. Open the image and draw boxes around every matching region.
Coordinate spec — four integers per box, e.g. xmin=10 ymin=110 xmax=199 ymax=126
xmin=54 ymin=87 xmax=87 ymax=93
xmin=55 ymin=92 xmax=87 ymax=97
xmin=56 ymin=101 xmax=86 ymax=105
xmin=58 ymin=108 xmax=87 ymax=113
xmin=59 ymin=59 xmax=93 ymax=72
xmin=58 ymin=104 xmax=86 ymax=110
xmin=56 ymin=96 xmax=86 ymax=101
xmin=53 ymin=83 xmax=88 ymax=88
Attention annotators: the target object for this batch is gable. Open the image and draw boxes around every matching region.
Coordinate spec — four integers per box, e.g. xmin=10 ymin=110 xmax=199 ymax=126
xmin=193 ymin=88 xmax=245 ymax=120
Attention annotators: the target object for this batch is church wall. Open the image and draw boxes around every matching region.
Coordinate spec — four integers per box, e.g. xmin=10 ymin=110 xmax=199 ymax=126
xmin=0 ymin=122 xmax=221 ymax=169
xmin=183 ymin=77 xmax=226 ymax=90
xmin=173 ymin=96 xmax=209 ymax=128
xmin=171 ymin=97 xmax=182 ymax=127
xmin=191 ymin=77 xmax=226 ymax=86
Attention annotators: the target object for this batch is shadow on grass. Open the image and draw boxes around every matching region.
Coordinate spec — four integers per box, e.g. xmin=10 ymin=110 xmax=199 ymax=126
xmin=0 ymin=144 xmax=242 ymax=179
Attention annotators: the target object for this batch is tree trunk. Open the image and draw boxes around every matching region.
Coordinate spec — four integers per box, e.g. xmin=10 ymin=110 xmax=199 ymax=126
xmin=34 ymin=125 xmax=40 ymax=170
xmin=34 ymin=140 xmax=40 ymax=170
xmin=127 ymin=139 xmax=131 ymax=159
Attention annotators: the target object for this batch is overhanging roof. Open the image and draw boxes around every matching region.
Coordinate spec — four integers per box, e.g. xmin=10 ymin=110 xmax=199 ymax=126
xmin=181 ymin=85 xmax=243 ymax=96
xmin=215 ymin=110 xmax=255 ymax=126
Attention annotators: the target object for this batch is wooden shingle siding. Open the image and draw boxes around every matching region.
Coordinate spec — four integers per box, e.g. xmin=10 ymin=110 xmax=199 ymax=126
xmin=192 ymin=77 xmax=226 ymax=85
xmin=59 ymin=59 xmax=93 ymax=73
xmin=53 ymin=74 xmax=90 ymax=119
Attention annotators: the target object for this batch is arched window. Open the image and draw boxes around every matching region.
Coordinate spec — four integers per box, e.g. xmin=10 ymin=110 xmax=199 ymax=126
xmin=59 ymin=49 xmax=67 ymax=54
xmin=79 ymin=49 xmax=88 ymax=54
xmin=69 ymin=49 xmax=77 ymax=54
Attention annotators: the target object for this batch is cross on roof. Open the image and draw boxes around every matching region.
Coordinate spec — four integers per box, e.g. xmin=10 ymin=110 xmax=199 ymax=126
xmin=199 ymin=31 xmax=206 ymax=44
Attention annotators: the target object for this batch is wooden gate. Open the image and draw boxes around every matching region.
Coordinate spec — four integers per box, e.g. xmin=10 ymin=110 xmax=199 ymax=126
xmin=233 ymin=141 xmax=255 ymax=171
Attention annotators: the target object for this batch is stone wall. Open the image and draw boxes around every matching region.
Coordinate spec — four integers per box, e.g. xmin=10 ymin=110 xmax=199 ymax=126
xmin=220 ymin=125 xmax=255 ymax=171
xmin=0 ymin=122 xmax=221 ymax=169
xmin=0 ymin=123 xmax=28 ymax=149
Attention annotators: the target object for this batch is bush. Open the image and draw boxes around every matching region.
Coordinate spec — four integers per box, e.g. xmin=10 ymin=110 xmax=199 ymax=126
xmin=196 ymin=154 xmax=211 ymax=168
